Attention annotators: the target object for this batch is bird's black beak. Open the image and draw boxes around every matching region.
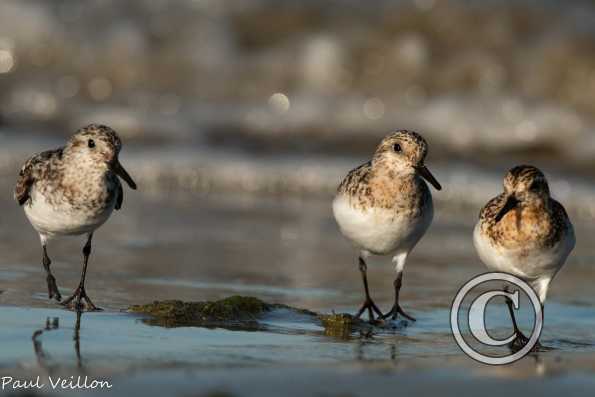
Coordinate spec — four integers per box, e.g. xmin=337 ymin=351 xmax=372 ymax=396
xmin=113 ymin=160 xmax=137 ymax=190
xmin=416 ymin=165 xmax=442 ymax=191
xmin=495 ymin=195 xmax=518 ymax=222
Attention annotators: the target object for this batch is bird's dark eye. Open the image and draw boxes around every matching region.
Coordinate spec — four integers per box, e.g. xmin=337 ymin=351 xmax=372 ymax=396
xmin=88 ymin=139 xmax=95 ymax=148
xmin=393 ymin=143 xmax=402 ymax=153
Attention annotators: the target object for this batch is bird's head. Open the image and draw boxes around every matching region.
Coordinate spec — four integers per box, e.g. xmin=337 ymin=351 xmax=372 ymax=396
xmin=373 ymin=130 xmax=441 ymax=190
xmin=67 ymin=124 xmax=137 ymax=190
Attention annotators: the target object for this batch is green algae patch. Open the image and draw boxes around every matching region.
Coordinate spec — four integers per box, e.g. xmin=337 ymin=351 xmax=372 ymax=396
xmin=199 ymin=295 xmax=269 ymax=320
xmin=129 ymin=295 xmax=375 ymax=337
xmin=128 ymin=295 xmax=315 ymax=328
xmin=318 ymin=313 xmax=371 ymax=339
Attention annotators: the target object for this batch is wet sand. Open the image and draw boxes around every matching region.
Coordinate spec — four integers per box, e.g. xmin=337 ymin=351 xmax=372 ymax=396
xmin=1 ymin=185 xmax=595 ymax=396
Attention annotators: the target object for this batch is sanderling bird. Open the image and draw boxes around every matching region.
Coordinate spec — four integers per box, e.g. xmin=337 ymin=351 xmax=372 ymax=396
xmin=333 ymin=130 xmax=442 ymax=322
xmin=14 ymin=124 xmax=137 ymax=311
xmin=474 ymin=165 xmax=575 ymax=348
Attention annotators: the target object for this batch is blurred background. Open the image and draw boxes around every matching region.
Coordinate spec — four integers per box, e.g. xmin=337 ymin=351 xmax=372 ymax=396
xmin=2 ymin=0 xmax=595 ymax=214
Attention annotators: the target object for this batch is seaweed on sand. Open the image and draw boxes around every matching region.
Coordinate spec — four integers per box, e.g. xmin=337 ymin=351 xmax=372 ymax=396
xmin=128 ymin=295 xmax=315 ymax=328
xmin=129 ymin=295 xmax=385 ymax=338
xmin=318 ymin=313 xmax=374 ymax=339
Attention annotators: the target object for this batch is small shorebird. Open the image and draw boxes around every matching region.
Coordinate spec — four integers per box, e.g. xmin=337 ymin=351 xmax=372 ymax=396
xmin=333 ymin=130 xmax=442 ymax=322
xmin=474 ymin=165 xmax=575 ymax=348
xmin=14 ymin=124 xmax=137 ymax=311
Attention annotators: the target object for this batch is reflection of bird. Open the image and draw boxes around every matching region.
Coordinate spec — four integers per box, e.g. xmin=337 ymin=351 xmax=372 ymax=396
xmin=74 ymin=311 xmax=83 ymax=368
xmin=32 ymin=317 xmax=60 ymax=367
xmin=474 ymin=165 xmax=575 ymax=348
xmin=15 ymin=124 xmax=137 ymax=311
xmin=333 ymin=130 xmax=442 ymax=322
xmin=32 ymin=314 xmax=84 ymax=370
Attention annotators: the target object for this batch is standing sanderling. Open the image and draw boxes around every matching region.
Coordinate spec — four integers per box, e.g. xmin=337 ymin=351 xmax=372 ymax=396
xmin=333 ymin=130 xmax=442 ymax=322
xmin=474 ymin=165 xmax=575 ymax=348
xmin=14 ymin=124 xmax=137 ymax=311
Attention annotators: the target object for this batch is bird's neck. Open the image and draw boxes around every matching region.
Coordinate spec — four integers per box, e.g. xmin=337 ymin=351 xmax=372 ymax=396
xmin=364 ymin=164 xmax=425 ymax=210
xmin=499 ymin=197 xmax=554 ymax=244
xmin=61 ymin=152 xmax=110 ymax=186
xmin=519 ymin=195 xmax=551 ymax=214
xmin=370 ymin=160 xmax=417 ymax=187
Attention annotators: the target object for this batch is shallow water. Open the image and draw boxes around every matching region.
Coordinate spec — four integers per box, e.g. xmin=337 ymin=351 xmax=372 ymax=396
xmin=2 ymin=190 xmax=595 ymax=396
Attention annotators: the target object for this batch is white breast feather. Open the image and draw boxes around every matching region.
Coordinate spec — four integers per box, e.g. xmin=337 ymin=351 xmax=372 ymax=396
xmin=333 ymin=195 xmax=433 ymax=255
xmin=24 ymin=189 xmax=115 ymax=237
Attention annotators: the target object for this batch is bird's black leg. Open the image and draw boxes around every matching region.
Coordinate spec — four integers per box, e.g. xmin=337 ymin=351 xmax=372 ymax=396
xmin=355 ymin=256 xmax=383 ymax=322
xmin=42 ymin=244 xmax=61 ymax=302
xmin=380 ymin=272 xmax=416 ymax=321
xmin=505 ymin=293 xmax=541 ymax=351
xmin=62 ymin=234 xmax=101 ymax=312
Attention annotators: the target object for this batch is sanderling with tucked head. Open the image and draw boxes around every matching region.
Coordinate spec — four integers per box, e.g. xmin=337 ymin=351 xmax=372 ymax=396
xmin=333 ymin=130 xmax=442 ymax=322
xmin=14 ymin=124 xmax=137 ymax=311
xmin=474 ymin=165 xmax=575 ymax=348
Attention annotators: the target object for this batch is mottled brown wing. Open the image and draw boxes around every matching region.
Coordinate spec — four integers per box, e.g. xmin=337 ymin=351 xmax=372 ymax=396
xmin=337 ymin=160 xmax=372 ymax=195
xmin=550 ymin=199 xmax=572 ymax=233
xmin=478 ymin=194 xmax=505 ymax=222
xmin=14 ymin=149 xmax=62 ymax=206
xmin=115 ymin=183 xmax=123 ymax=210
xmin=14 ymin=163 xmax=34 ymax=205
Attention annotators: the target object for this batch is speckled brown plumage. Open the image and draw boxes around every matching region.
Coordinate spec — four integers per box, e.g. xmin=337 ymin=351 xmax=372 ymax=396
xmin=478 ymin=165 xmax=571 ymax=249
xmin=75 ymin=124 xmax=122 ymax=152
xmin=337 ymin=130 xmax=432 ymax=216
xmin=474 ymin=165 xmax=575 ymax=342
xmin=14 ymin=124 xmax=137 ymax=311
xmin=337 ymin=159 xmax=431 ymax=216
xmin=372 ymin=130 xmax=428 ymax=165
xmin=15 ymin=143 xmax=121 ymax=213
xmin=15 ymin=149 xmax=63 ymax=206
xmin=332 ymin=129 xmax=441 ymax=322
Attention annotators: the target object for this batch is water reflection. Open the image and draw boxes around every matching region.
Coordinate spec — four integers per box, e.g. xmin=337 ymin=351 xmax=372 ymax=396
xmin=32 ymin=317 xmax=59 ymax=368
xmin=74 ymin=311 xmax=83 ymax=369
xmin=355 ymin=339 xmax=399 ymax=362
xmin=474 ymin=354 xmax=550 ymax=379
xmin=31 ymin=311 xmax=85 ymax=371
